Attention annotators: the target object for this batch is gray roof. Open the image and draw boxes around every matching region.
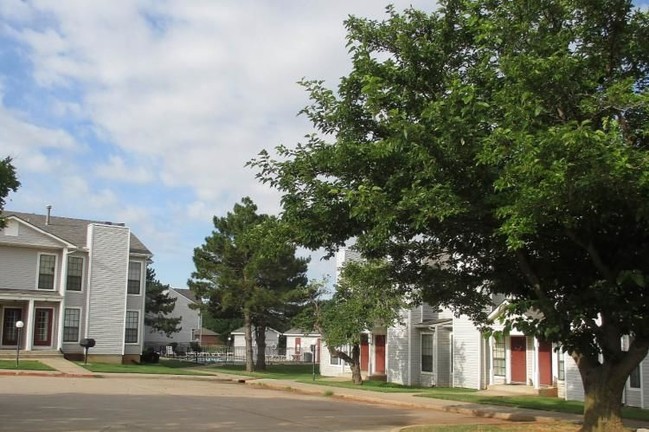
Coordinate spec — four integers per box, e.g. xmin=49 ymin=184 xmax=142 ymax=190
xmin=173 ymin=288 xmax=198 ymax=303
xmin=231 ymin=326 xmax=282 ymax=335
xmin=414 ymin=318 xmax=453 ymax=329
xmin=5 ymin=210 xmax=151 ymax=255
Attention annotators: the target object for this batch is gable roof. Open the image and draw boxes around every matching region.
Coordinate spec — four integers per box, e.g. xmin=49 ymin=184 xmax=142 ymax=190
xmin=283 ymin=328 xmax=321 ymax=337
xmin=172 ymin=288 xmax=198 ymax=303
xmin=231 ymin=326 xmax=282 ymax=336
xmin=5 ymin=211 xmax=151 ymax=255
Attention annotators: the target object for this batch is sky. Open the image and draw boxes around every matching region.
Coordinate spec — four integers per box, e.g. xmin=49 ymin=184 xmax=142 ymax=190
xmin=0 ymin=0 xmax=436 ymax=289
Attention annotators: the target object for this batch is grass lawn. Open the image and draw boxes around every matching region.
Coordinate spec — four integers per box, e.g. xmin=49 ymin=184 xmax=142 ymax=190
xmin=206 ymin=364 xmax=649 ymax=423
xmin=415 ymin=389 xmax=649 ymax=422
xmin=80 ymin=359 xmax=213 ymax=375
xmin=208 ymin=363 xmax=319 ymax=380
xmin=401 ymin=423 xmax=581 ymax=432
xmin=0 ymin=360 xmax=56 ymax=371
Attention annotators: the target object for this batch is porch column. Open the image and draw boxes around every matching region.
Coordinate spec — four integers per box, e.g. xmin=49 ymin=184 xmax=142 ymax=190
xmin=56 ymin=302 xmax=65 ymax=350
xmin=533 ymin=338 xmax=540 ymax=389
xmin=488 ymin=335 xmax=494 ymax=385
xmin=24 ymin=299 xmax=35 ymax=350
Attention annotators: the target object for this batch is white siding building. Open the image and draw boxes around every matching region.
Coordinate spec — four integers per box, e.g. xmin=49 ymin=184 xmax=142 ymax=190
xmin=0 ymin=210 xmax=152 ymax=363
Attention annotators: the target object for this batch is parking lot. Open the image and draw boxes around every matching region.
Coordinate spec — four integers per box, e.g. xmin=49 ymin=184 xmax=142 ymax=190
xmin=0 ymin=375 xmax=504 ymax=431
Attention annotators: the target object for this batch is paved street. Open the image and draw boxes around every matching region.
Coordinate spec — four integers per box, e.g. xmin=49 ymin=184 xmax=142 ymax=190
xmin=0 ymin=376 xmax=503 ymax=431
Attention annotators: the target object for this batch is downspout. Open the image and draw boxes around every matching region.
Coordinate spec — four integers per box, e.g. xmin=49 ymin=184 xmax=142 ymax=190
xmin=57 ymin=247 xmax=72 ymax=351
xmin=407 ymin=309 xmax=412 ymax=386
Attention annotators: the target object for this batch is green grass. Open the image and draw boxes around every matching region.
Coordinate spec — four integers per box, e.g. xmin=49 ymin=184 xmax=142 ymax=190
xmin=0 ymin=360 xmax=56 ymax=371
xmin=304 ymin=378 xmax=429 ymax=393
xmin=80 ymin=359 xmax=212 ymax=375
xmin=415 ymin=389 xmax=649 ymax=422
xmin=207 ymin=363 xmax=319 ymax=380
xmin=205 ymin=365 xmax=649 ymax=423
xmin=400 ymin=424 xmax=580 ymax=432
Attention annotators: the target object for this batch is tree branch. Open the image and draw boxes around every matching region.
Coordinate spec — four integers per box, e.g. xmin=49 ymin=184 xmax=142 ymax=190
xmin=565 ymin=229 xmax=616 ymax=285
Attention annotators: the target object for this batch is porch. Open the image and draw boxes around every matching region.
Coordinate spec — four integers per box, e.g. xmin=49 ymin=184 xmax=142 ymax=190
xmin=0 ymin=292 xmax=64 ymax=352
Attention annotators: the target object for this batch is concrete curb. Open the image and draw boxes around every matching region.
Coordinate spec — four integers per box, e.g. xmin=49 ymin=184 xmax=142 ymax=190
xmin=249 ymin=380 xmax=575 ymax=425
xmin=0 ymin=370 xmax=95 ymax=378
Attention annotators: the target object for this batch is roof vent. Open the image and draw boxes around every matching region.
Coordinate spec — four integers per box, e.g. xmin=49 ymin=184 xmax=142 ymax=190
xmin=46 ymin=205 xmax=52 ymax=225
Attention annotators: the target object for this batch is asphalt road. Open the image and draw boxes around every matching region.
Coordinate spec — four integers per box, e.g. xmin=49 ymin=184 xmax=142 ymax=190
xmin=0 ymin=376 xmax=504 ymax=431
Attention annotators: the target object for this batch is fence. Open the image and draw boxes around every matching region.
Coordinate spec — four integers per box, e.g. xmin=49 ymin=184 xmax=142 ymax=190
xmin=146 ymin=343 xmax=320 ymax=365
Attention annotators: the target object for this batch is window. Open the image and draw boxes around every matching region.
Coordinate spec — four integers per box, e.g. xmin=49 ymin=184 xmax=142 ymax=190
xmin=630 ymin=364 xmax=641 ymax=389
xmin=622 ymin=335 xmax=642 ymax=389
xmin=63 ymin=309 xmax=80 ymax=342
xmin=127 ymin=261 xmax=142 ymax=295
xmin=558 ymin=350 xmax=565 ymax=380
xmin=125 ymin=311 xmax=139 ymax=343
xmin=66 ymin=256 xmax=83 ymax=291
xmin=330 ymin=346 xmax=348 ymax=365
xmin=421 ymin=333 xmax=433 ymax=373
xmin=493 ymin=335 xmax=506 ymax=376
xmin=38 ymin=254 xmax=56 ymax=290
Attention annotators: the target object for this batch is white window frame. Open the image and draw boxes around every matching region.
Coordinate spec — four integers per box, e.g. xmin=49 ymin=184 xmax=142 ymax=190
xmin=421 ymin=332 xmax=434 ymax=374
xmin=124 ymin=310 xmax=140 ymax=344
xmin=493 ymin=335 xmax=506 ymax=377
xmin=36 ymin=252 xmax=57 ymax=290
xmin=63 ymin=308 xmax=82 ymax=343
xmin=127 ymin=261 xmax=143 ymax=296
xmin=66 ymin=256 xmax=85 ymax=292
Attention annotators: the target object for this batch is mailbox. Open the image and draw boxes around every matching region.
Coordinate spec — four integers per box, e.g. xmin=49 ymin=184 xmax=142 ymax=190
xmin=79 ymin=338 xmax=96 ymax=364
xmin=80 ymin=338 xmax=96 ymax=348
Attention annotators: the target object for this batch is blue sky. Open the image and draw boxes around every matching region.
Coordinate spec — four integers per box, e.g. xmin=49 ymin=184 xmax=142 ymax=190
xmin=0 ymin=0 xmax=435 ymax=288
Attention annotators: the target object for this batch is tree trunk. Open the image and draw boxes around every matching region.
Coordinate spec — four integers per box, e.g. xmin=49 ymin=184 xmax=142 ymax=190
xmin=350 ymin=343 xmax=363 ymax=385
xmin=334 ymin=343 xmax=363 ymax=385
xmin=255 ymin=323 xmax=267 ymax=371
xmin=243 ymin=309 xmax=255 ymax=373
xmin=578 ymin=360 xmax=627 ymax=432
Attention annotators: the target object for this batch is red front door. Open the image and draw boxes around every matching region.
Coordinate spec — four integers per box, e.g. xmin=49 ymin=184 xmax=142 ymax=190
xmin=33 ymin=308 xmax=53 ymax=346
xmin=374 ymin=335 xmax=386 ymax=374
xmin=510 ymin=336 xmax=527 ymax=383
xmin=360 ymin=334 xmax=369 ymax=371
xmin=538 ymin=341 xmax=553 ymax=386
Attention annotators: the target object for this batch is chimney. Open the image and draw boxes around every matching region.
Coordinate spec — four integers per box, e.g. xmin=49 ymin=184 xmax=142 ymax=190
xmin=46 ymin=205 xmax=52 ymax=225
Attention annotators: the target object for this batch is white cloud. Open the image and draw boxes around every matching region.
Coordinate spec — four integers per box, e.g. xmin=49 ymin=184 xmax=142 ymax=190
xmin=3 ymin=0 xmax=437 ymax=286
xmin=96 ymin=155 xmax=155 ymax=184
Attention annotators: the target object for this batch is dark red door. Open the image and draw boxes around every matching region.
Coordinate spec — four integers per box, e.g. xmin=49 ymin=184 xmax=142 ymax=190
xmin=374 ymin=335 xmax=386 ymax=374
xmin=33 ymin=308 xmax=53 ymax=346
xmin=510 ymin=336 xmax=527 ymax=383
xmin=360 ymin=334 xmax=369 ymax=371
xmin=538 ymin=341 xmax=553 ymax=386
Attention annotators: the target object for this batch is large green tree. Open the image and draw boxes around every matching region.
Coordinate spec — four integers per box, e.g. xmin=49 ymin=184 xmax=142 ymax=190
xmin=188 ymin=197 xmax=309 ymax=372
xmin=0 ymin=157 xmax=20 ymax=227
xmin=251 ymin=2 xmax=649 ymax=430
xmin=144 ymin=267 xmax=181 ymax=337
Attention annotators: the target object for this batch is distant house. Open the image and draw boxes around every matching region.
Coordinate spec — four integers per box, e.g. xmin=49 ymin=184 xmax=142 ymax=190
xmin=0 ymin=209 xmax=152 ymax=363
xmin=231 ymin=326 xmax=281 ymax=358
xmin=193 ymin=327 xmax=221 ymax=347
xmin=144 ymin=288 xmax=202 ymax=350
xmin=283 ymin=328 xmax=320 ymax=362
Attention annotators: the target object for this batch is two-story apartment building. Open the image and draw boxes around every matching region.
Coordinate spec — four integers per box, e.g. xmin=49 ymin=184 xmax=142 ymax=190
xmin=0 ymin=209 xmax=152 ymax=363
